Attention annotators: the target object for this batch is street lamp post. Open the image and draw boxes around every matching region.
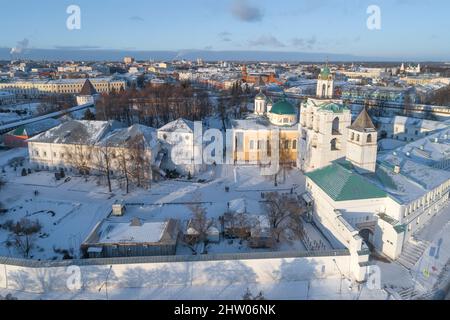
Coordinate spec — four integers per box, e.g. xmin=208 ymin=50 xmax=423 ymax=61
xmin=98 ymin=265 xmax=113 ymax=300
xmin=333 ymin=259 xmax=345 ymax=296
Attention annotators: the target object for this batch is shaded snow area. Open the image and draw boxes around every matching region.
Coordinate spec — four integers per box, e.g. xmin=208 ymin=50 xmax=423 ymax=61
xmin=0 ymin=278 xmax=388 ymax=300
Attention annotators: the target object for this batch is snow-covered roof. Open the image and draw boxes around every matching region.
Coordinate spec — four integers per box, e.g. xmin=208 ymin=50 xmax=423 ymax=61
xmin=9 ymin=118 xmax=60 ymax=137
xmin=228 ymin=198 xmax=262 ymax=214
xmin=98 ymin=220 xmax=167 ymax=244
xmin=376 ymin=116 xmax=448 ymax=132
xmin=231 ymin=115 xmax=298 ymax=131
xmin=373 ymin=127 xmax=450 ymax=204
xmin=158 ymin=118 xmax=195 ymax=133
xmin=28 ymin=120 xmax=123 ymax=145
xmin=98 ymin=124 xmax=159 ymax=149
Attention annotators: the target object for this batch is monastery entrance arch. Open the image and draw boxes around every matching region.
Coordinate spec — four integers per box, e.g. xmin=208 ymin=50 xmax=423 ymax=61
xmin=359 ymin=228 xmax=374 ymax=250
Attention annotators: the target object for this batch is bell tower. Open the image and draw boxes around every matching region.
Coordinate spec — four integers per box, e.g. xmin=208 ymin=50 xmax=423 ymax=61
xmin=316 ymin=64 xmax=334 ymax=99
xmin=254 ymin=90 xmax=267 ymax=115
xmin=346 ymin=107 xmax=378 ymax=173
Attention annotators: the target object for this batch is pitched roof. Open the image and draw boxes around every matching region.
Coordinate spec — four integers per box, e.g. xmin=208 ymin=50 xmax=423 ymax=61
xmin=305 ymin=162 xmax=386 ymax=201
xmin=99 ymin=124 xmax=159 ymax=149
xmin=28 ymin=120 xmax=123 ymax=145
xmin=349 ymin=107 xmax=376 ymax=131
xmin=79 ymin=79 xmax=98 ymax=96
xmin=158 ymin=118 xmax=195 ymax=133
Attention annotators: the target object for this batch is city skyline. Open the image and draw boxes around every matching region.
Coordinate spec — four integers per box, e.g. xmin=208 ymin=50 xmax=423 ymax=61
xmin=1 ymin=0 xmax=449 ymax=61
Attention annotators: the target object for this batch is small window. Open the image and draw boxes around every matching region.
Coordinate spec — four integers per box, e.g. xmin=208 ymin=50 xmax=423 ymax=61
xmin=249 ymin=140 xmax=255 ymax=150
xmin=292 ymin=140 xmax=297 ymax=150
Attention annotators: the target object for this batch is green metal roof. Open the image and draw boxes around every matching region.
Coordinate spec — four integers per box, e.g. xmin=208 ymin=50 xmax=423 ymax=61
xmin=270 ymin=99 xmax=296 ymax=115
xmin=305 ymin=162 xmax=387 ymax=201
xmin=319 ymin=66 xmax=331 ymax=80
xmin=12 ymin=127 xmax=26 ymax=136
xmin=318 ymin=102 xmax=349 ymax=113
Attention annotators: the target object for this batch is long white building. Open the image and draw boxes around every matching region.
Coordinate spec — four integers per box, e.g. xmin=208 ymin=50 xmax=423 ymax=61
xmin=0 ymin=77 xmax=126 ymax=97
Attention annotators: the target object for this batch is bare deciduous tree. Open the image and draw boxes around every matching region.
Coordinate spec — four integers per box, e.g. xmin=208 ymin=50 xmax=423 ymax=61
xmin=127 ymin=134 xmax=152 ymax=190
xmin=64 ymin=144 xmax=92 ymax=177
xmin=94 ymin=143 xmax=114 ymax=193
xmin=264 ymin=192 xmax=304 ymax=243
xmin=183 ymin=195 xmax=212 ymax=253
xmin=116 ymin=148 xmax=132 ymax=194
xmin=223 ymin=211 xmax=250 ymax=239
xmin=4 ymin=218 xmax=42 ymax=258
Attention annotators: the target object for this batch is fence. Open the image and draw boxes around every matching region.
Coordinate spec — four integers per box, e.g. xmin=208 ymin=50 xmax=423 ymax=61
xmin=0 ymin=249 xmax=350 ymax=268
xmin=0 ymin=249 xmax=356 ymax=294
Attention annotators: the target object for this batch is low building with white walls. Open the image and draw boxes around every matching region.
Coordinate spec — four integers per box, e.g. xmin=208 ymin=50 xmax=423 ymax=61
xmin=375 ymin=115 xmax=448 ymax=142
xmin=157 ymin=118 xmax=204 ymax=176
xmin=27 ymin=120 xmax=161 ymax=182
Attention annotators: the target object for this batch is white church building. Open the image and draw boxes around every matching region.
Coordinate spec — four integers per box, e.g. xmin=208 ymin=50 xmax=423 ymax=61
xmin=300 ymin=66 xmax=450 ymax=261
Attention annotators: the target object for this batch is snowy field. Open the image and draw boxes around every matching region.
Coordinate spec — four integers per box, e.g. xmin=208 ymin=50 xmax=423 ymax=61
xmin=0 ymin=148 xmax=326 ymax=260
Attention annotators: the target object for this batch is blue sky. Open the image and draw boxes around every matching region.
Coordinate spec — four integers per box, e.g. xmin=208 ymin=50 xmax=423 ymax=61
xmin=0 ymin=0 xmax=449 ymax=59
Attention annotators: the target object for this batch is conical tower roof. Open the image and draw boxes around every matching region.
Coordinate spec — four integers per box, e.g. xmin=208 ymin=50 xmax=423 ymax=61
xmin=349 ymin=107 xmax=376 ymax=132
xmin=79 ymin=79 xmax=98 ymax=96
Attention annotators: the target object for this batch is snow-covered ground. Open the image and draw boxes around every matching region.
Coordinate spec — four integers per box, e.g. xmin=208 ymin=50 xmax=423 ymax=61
xmin=0 ymin=148 xmax=315 ymax=260
xmin=1 ymin=147 xmax=448 ymax=300
xmin=378 ymin=138 xmax=407 ymax=152
xmin=0 ymin=277 xmax=388 ymax=300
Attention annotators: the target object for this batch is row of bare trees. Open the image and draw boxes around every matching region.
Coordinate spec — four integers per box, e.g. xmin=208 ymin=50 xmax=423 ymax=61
xmin=429 ymin=85 xmax=450 ymax=106
xmin=182 ymin=192 xmax=305 ymax=254
xmin=96 ymin=82 xmax=214 ymax=127
xmin=62 ymin=134 xmax=152 ymax=193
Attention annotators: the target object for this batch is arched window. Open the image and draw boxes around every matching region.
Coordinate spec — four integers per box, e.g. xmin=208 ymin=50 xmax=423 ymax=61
xmin=249 ymin=140 xmax=255 ymax=150
xmin=322 ymin=83 xmax=326 ymax=97
xmin=330 ymin=138 xmax=338 ymax=151
xmin=284 ymin=140 xmax=290 ymax=149
xmin=356 ymin=134 xmax=360 ymax=142
xmin=332 ymin=117 xmax=340 ymax=135
xmin=292 ymin=140 xmax=297 ymax=150
xmin=367 ymin=134 xmax=372 ymax=143
xmin=351 ymin=132 xmax=355 ymax=140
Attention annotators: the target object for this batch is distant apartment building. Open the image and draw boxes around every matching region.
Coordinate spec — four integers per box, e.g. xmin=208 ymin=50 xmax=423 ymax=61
xmin=123 ymin=56 xmax=135 ymax=64
xmin=341 ymin=85 xmax=414 ymax=107
xmin=400 ymin=76 xmax=450 ymax=86
xmin=0 ymin=91 xmax=16 ymax=105
xmin=0 ymin=77 xmax=126 ymax=98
